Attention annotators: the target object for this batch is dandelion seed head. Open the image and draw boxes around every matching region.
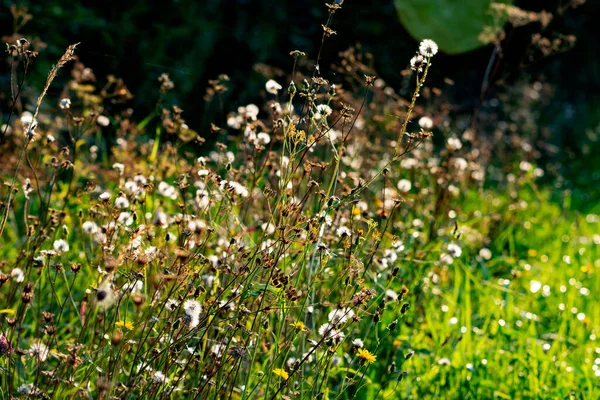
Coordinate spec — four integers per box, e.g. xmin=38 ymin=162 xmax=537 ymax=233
xmin=419 ymin=39 xmax=438 ymax=57
xmin=265 ymin=79 xmax=283 ymax=95
xmin=53 ymin=239 xmax=69 ymax=253
xmin=29 ymin=342 xmax=49 ymax=362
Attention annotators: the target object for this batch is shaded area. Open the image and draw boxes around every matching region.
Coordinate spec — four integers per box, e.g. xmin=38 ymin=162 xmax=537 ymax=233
xmin=0 ymin=0 xmax=599 ymax=208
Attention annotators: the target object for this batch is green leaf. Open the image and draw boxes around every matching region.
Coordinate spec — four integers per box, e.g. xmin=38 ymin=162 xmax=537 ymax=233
xmin=394 ymin=0 xmax=512 ymax=54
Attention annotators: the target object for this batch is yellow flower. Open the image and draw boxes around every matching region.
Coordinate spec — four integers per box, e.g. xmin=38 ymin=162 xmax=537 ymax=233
xmin=357 ymin=348 xmax=377 ymax=365
xmin=290 ymin=321 xmax=306 ymax=332
xmin=272 ymin=368 xmax=289 ymax=380
xmin=528 ymin=249 xmax=538 ymax=257
xmin=115 ymin=321 xmax=134 ymax=331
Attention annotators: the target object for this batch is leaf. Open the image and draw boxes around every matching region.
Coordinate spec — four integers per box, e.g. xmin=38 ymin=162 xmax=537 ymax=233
xmin=394 ymin=0 xmax=512 ymax=54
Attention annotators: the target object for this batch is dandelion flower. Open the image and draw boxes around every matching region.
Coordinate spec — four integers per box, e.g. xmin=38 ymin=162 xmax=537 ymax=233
xmin=257 ymin=132 xmax=271 ymax=145
xmin=479 ymin=248 xmax=492 ymax=260
xmin=152 ymin=370 xmax=168 ymax=384
xmin=418 ymin=116 xmax=433 ymax=129
xmin=96 ymin=281 xmax=116 ymax=309
xmin=115 ymin=196 xmax=130 ymax=209
xmin=447 ymin=243 xmax=462 ymax=258
xmin=397 ymin=179 xmax=412 ymax=193
xmin=211 ymin=343 xmax=225 ymax=357
xmin=59 ymin=98 xmax=71 ymax=109
xmin=53 ymin=239 xmax=69 ymax=253
xmin=336 ymin=226 xmax=351 ymax=237
xmin=115 ymin=321 xmax=134 ymax=330
xmin=357 ymin=348 xmax=377 ymax=364
xmin=447 ymin=137 xmax=462 ymax=151
xmin=82 ymin=221 xmax=98 ymax=234
xmin=18 ymin=384 xmax=36 ymax=395
xmin=290 ymin=321 xmax=307 ymax=332
xmin=410 ymin=54 xmax=426 ymax=72
xmin=184 ymin=299 xmax=202 ymax=328
xmin=29 ymin=342 xmax=49 ymax=362
xmin=318 ymin=323 xmax=345 ymax=344
xmin=419 ymin=39 xmax=438 ymax=57
xmin=328 ymin=308 xmax=354 ymax=325
xmin=265 ymin=79 xmax=283 ymax=94
xmin=315 ymin=104 xmax=332 ymax=120
xmin=97 ymin=115 xmax=110 ymax=127
xmin=272 ymin=368 xmax=289 ymax=380
xmin=11 ymin=268 xmax=25 ymax=283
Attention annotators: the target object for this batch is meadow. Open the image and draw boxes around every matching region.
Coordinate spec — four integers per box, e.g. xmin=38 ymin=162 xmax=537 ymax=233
xmin=0 ymin=2 xmax=599 ymax=399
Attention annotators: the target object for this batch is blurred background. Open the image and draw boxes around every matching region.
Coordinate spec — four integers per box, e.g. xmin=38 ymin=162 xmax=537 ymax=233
xmin=1 ymin=0 xmax=599 ymax=206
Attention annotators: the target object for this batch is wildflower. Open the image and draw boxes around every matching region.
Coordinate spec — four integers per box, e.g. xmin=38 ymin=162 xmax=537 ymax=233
xmin=227 ymin=115 xmax=243 ymax=129
xmin=397 ymin=179 xmax=412 ymax=193
xmin=419 ymin=39 xmax=438 ymax=57
xmin=357 ymin=348 xmax=377 ymax=364
xmin=99 ymin=192 xmax=111 ymax=201
xmin=114 ymin=196 xmax=130 ymax=209
xmin=29 ymin=342 xmax=49 ymax=362
xmin=17 ymin=384 xmax=36 ymax=395
xmin=152 ymin=370 xmax=168 ymax=384
xmin=440 ymin=253 xmax=454 ymax=265
xmin=256 ymin=132 xmax=271 ymax=145
xmin=290 ymin=321 xmax=307 ymax=332
xmin=448 ymin=185 xmax=460 ymax=197
xmin=479 ymin=248 xmax=492 ymax=260
xmin=53 ymin=239 xmax=69 ymax=253
xmin=115 ymin=321 xmax=134 ymax=330
xmin=59 ymin=98 xmax=71 ymax=109
xmin=96 ymin=281 xmax=116 ymax=309
xmin=385 ymin=289 xmax=398 ymax=301
xmin=418 ymin=116 xmax=433 ymax=129
xmin=20 ymin=111 xmax=37 ymax=140
xmin=336 ymin=226 xmax=351 ymax=237
xmin=265 ymin=79 xmax=283 ymax=94
xmin=438 ymin=357 xmax=451 ymax=366
xmin=530 ymin=280 xmax=542 ymax=294
xmin=315 ymin=104 xmax=332 ymax=120
xmin=124 ymin=180 xmax=138 ymax=194
xmin=0 ymin=332 xmax=13 ymax=355
xmin=352 ymin=338 xmax=364 ymax=348
xmin=447 ymin=243 xmax=462 ymax=258
xmin=22 ymin=178 xmax=33 ymax=199
xmin=318 ymin=323 xmax=345 ymax=344
xmin=165 ymin=299 xmax=179 ymax=311
xmin=82 ymin=221 xmax=99 ymax=234
xmin=272 ymin=368 xmax=289 ymax=380
xmin=392 ymin=240 xmax=405 ymax=251
xmin=449 ymin=157 xmax=468 ymax=171
xmin=328 ymin=308 xmax=354 ymax=325
xmin=410 ymin=54 xmax=426 ymax=72
xmin=158 ymin=181 xmax=178 ymax=199
xmin=11 ymin=268 xmax=25 ymax=283
xmin=211 ymin=343 xmax=225 ymax=357
xmin=447 ymin=137 xmax=462 ymax=151
xmin=184 ymin=299 xmax=201 ymax=328
xmin=97 ymin=115 xmax=110 ymax=127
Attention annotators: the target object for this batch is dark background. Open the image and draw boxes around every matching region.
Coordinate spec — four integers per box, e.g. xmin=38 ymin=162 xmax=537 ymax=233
xmin=1 ymin=0 xmax=599 ymax=203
